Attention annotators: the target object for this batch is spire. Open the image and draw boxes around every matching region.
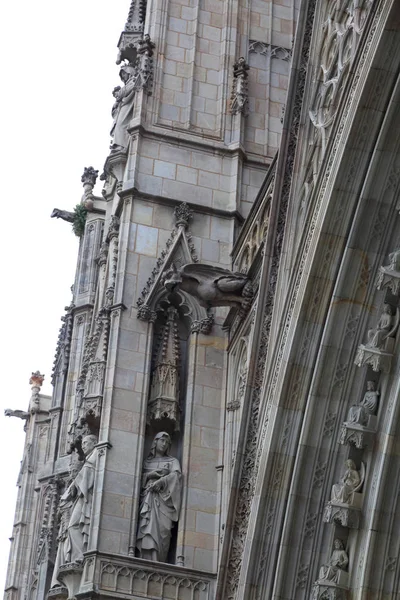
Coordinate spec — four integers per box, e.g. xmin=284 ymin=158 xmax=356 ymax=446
xmin=116 ymin=0 xmax=147 ymax=65
xmin=147 ymin=307 xmax=181 ymax=432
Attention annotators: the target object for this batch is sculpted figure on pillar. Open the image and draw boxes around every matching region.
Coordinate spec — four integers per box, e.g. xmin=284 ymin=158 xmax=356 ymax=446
xmin=51 ymin=434 xmax=98 ymax=585
xmin=318 ymin=539 xmax=348 ymax=583
xmin=366 ymin=303 xmax=395 ymax=349
xmin=136 ymin=432 xmax=182 ymax=562
xmin=347 ymin=381 xmax=379 ymax=425
xmin=110 ymin=64 xmax=136 ymax=152
xmin=331 ymin=459 xmax=361 ymax=504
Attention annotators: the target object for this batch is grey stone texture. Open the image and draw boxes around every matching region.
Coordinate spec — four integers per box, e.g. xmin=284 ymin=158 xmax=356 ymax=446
xmin=5 ymin=2 xmax=400 ymax=600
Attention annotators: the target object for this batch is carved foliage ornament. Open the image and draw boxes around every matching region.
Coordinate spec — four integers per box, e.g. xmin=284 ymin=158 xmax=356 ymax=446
xmin=225 ymin=0 xmax=317 ymax=595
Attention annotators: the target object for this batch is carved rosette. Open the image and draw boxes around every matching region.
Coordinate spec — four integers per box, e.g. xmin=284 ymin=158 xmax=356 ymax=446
xmin=323 ymin=502 xmax=361 ymax=529
xmin=148 ymin=307 xmax=181 ymax=431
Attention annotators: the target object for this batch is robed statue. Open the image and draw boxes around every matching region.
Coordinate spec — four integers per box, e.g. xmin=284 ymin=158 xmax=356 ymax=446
xmin=110 ymin=64 xmax=136 ymax=152
xmin=347 ymin=380 xmax=379 ymax=425
xmin=136 ymin=432 xmax=182 ymax=562
xmin=51 ymin=435 xmax=98 ymax=586
xmin=318 ymin=539 xmax=348 ymax=583
xmin=331 ymin=459 xmax=361 ymax=504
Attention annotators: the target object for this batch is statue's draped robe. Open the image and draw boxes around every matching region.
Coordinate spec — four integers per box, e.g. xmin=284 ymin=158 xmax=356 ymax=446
xmin=332 ymin=468 xmax=360 ymax=504
xmin=348 ymin=390 xmax=379 ymax=425
xmin=318 ymin=549 xmax=348 ymax=582
xmin=367 ymin=312 xmax=392 ymax=348
xmin=112 ymin=77 xmax=136 ymax=150
xmin=51 ymin=449 xmax=97 ymax=587
xmin=136 ymin=456 xmax=181 ymax=562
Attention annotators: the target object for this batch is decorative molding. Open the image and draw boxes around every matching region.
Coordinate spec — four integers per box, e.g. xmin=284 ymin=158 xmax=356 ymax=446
xmin=225 ymin=2 xmax=317 ymax=596
xmin=136 ymin=203 xmax=199 ymax=317
xmin=148 ymin=307 xmax=181 ymax=431
xmin=249 ymin=40 xmax=292 ymax=62
xmin=99 ymin=559 xmax=215 ymax=598
xmin=231 ymin=57 xmax=250 ymax=115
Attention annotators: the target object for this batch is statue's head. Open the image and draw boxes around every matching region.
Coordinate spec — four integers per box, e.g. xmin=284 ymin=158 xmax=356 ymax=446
xmin=345 ymin=459 xmax=356 ymax=470
xmin=164 ymin=263 xmax=182 ymax=292
xmin=149 ymin=432 xmax=171 ymax=457
xmin=119 ymin=64 xmax=135 ymax=83
xmin=333 ymin=539 xmax=344 ymax=550
xmin=112 ymin=85 xmax=121 ymax=98
xmin=367 ymin=380 xmax=375 ymax=391
xmin=81 ymin=434 xmax=97 ymax=456
xmin=383 ymin=303 xmax=393 ymax=315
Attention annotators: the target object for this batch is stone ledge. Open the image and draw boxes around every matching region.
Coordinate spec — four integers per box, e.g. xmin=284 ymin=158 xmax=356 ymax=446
xmin=79 ymin=553 xmax=216 ymax=600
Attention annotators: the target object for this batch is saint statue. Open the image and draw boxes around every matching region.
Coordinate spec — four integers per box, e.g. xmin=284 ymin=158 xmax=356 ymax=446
xmin=347 ymin=381 xmax=379 ymax=425
xmin=366 ymin=303 xmax=394 ymax=349
xmin=136 ymin=432 xmax=182 ymax=562
xmin=51 ymin=435 xmax=98 ymax=586
xmin=388 ymin=249 xmax=400 ymax=272
xmin=110 ymin=64 xmax=137 ymax=152
xmin=318 ymin=539 xmax=348 ymax=583
xmin=331 ymin=459 xmax=361 ymax=504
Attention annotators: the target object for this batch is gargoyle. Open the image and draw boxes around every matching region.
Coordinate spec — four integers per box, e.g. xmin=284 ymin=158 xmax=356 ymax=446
xmin=4 ymin=408 xmax=29 ymax=420
xmin=51 ymin=208 xmax=75 ymax=223
xmin=164 ymin=263 xmax=253 ymax=310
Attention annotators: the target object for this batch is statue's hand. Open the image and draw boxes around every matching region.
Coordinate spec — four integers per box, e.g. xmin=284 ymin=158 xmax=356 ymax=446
xmin=150 ymin=478 xmax=165 ymax=493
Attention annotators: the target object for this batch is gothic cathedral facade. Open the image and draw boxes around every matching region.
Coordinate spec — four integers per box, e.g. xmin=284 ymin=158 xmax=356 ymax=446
xmin=4 ymin=1 xmax=400 ymax=599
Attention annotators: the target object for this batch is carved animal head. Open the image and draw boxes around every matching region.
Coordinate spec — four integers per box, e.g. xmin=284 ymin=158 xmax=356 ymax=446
xmin=164 ymin=264 xmax=183 ymax=292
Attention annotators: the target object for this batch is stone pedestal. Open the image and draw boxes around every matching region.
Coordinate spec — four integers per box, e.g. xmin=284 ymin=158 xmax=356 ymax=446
xmin=57 ymin=563 xmax=83 ymax=600
xmin=339 ymin=416 xmax=377 ymax=449
xmin=354 ymin=338 xmax=395 ymax=373
xmin=376 ymin=266 xmax=400 ymax=295
xmin=312 ymin=581 xmax=348 ymax=600
xmin=47 ymin=587 xmax=68 ymax=600
xmin=323 ymin=493 xmax=362 ymax=529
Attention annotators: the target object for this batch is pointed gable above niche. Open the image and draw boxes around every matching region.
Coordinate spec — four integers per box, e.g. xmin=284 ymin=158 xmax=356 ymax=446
xmin=135 ymin=203 xmax=199 ymax=321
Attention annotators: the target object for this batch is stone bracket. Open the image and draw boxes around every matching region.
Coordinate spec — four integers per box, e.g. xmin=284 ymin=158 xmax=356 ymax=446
xmin=323 ymin=501 xmax=361 ymax=529
xmin=339 ymin=423 xmax=375 ymax=449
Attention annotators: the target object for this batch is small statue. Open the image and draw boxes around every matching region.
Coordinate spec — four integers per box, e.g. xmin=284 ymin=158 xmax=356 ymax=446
xmin=366 ymin=303 xmax=396 ymax=350
xmin=51 ymin=434 xmax=98 ymax=585
xmin=318 ymin=539 xmax=348 ymax=583
xmin=51 ymin=208 xmax=75 ymax=223
xmin=136 ymin=432 xmax=182 ymax=562
xmin=110 ymin=86 xmax=122 ymax=138
xmin=164 ymin=263 xmax=253 ymax=310
xmin=331 ymin=459 xmax=361 ymax=504
xmin=347 ymin=381 xmax=379 ymax=426
xmin=110 ymin=64 xmax=137 ymax=152
xmin=388 ymin=249 xmax=400 ymax=272
xmin=50 ymin=459 xmax=83 ymax=588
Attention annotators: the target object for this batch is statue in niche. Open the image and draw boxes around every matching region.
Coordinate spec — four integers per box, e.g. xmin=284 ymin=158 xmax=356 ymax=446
xmin=318 ymin=539 xmax=348 ymax=583
xmin=164 ymin=263 xmax=253 ymax=310
xmin=136 ymin=432 xmax=182 ymax=562
xmin=366 ymin=303 xmax=396 ymax=350
xmin=51 ymin=434 xmax=98 ymax=585
xmin=331 ymin=459 xmax=362 ymax=504
xmin=51 ymin=459 xmax=83 ymax=588
xmin=347 ymin=381 xmax=379 ymax=426
xmin=110 ymin=64 xmax=136 ymax=152
xmin=387 ymin=249 xmax=400 ymax=272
